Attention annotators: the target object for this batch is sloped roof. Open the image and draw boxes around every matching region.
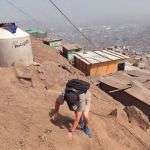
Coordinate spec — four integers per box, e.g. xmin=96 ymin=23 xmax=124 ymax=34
xmin=62 ymin=43 xmax=81 ymax=50
xmin=75 ymin=50 xmax=129 ymax=65
xmin=43 ymin=38 xmax=62 ymax=43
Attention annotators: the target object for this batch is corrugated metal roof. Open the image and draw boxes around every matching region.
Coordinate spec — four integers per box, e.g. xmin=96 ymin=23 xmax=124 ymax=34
xmin=43 ymin=38 xmax=62 ymax=43
xmin=75 ymin=50 xmax=129 ymax=65
xmin=25 ymin=28 xmax=46 ymax=34
xmin=103 ymin=50 xmax=129 ymax=59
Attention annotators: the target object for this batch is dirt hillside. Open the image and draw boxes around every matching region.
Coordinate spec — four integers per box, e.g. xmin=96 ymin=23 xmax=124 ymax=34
xmin=0 ymin=39 xmax=149 ymax=150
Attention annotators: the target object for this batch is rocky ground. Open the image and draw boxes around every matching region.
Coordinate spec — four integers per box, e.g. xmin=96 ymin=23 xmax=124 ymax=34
xmin=0 ymin=39 xmax=149 ymax=150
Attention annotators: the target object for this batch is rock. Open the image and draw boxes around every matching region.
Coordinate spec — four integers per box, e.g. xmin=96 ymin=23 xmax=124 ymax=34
xmin=44 ymin=81 xmax=53 ymax=90
xmin=15 ymin=64 xmax=32 ymax=80
xmin=38 ymin=135 xmax=47 ymax=144
xmin=20 ymin=79 xmax=32 ymax=87
xmin=124 ymin=106 xmax=150 ymax=131
xmin=39 ymin=73 xmax=46 ymax=80
xmin=31 ymin=74 xmax=45 ymax=89
xmin=44 ymin=129 xmax=52 ymax=134
xmin=138 ymin=62 xmax=146 ymax=69
xmin=117 ymin=108 xmax=129 ymax=124
xmin=108 ymin=108 xmax=128 ymax=124
xmin=108 ymin=109 xmax=117 ymax=117
xmin=58 ymin=64 xmax=72 ymax=73
xmin=37 ymin=66 xmax=43 ymax=73
xmin=33 ymin=61 xmax=40 ymax=66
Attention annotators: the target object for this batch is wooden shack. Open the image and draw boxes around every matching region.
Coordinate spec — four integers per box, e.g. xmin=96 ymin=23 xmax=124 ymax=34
xmin=43 ymin=38 xmax=62 ymax=50
xmin=62 ymin=43 xmax=82 ymax=61
xmin=74 ymin=50 xmax=129 ymax=76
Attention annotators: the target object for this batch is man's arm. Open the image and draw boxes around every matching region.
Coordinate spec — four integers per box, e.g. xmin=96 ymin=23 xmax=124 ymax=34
xmin=54 ymin=100 xmax=61 ymax=113
xmin=50 ymin=95 xmax=64 ymax=118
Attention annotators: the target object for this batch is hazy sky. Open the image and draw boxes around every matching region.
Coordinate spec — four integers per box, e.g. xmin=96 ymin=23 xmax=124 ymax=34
xmin=1 ymin=0 xmax=150 ymax=28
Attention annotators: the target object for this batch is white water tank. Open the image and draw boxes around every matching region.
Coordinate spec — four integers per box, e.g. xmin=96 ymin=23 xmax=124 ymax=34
xmin=0 ymin=27 xmax=33 ymax=67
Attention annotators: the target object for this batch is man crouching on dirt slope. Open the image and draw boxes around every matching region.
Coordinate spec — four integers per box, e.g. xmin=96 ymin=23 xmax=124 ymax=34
xmin=50 ymin=79 xmax=92 ymax=139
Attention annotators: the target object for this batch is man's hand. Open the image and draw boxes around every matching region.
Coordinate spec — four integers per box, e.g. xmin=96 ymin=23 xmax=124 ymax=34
xmin=49 ymin=109 xmax=58 ymax=120
xmin=67 ymin=131 xmax=73 ymax=140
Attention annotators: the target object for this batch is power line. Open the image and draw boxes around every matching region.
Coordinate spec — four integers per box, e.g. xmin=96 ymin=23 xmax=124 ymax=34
xmin=47 ymin=0 xmax=96 ymax=49
xmin=5 ymin=0 xmax=47 ymax=30
xmin=5 ymin=0 xmax=97 ymax=49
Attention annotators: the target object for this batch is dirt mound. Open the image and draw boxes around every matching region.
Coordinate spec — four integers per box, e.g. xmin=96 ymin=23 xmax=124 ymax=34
xmin=0 ymin=39 xmax=149 ymax=150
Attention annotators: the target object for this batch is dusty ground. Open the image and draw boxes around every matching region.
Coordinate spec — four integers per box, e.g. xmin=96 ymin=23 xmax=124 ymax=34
xmin=0 ymin=39 xmax=149 ymax=150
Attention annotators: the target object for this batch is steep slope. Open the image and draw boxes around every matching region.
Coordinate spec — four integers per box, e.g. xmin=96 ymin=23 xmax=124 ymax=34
xmin=0 ymin=39 xmax=149 ymax=150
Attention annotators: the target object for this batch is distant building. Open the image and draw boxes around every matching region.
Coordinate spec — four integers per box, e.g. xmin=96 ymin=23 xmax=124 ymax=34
xmin=62 ymin=43 xmax=82 ymax=62
xmin=26 ymin=28 xmax=47 ymax=38
xmin=43 ymin=38 xmax=62 ymax=50
xmin=74 ymin=50 xmax=129 ymax=76
xmin=146 ymin=54 xmax=150 ymax=58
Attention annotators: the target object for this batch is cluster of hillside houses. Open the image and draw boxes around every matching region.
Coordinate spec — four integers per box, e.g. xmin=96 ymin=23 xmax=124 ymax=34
xmin=42 ymin=38 xmax=129 ymax=76
xmin=0 ymin=23 xmax=129 ymax=77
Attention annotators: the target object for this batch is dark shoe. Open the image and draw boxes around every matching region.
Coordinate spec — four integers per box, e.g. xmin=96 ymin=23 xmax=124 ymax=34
xmin=83 ymin=127 xmax=92 ymax=138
